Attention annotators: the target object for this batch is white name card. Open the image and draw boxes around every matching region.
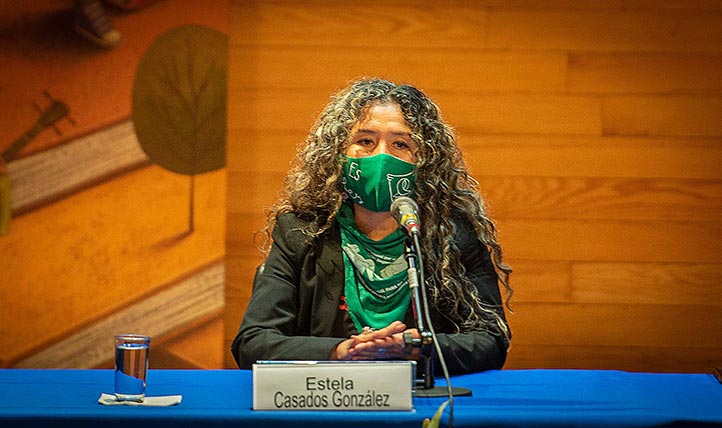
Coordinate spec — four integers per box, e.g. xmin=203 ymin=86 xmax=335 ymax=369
xmin=252 ymin=360 xmax=415 ymax=411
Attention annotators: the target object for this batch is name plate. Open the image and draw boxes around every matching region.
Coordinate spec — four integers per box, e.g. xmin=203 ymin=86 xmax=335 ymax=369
xmin=252 ymin=360 xmax=415 ymax=411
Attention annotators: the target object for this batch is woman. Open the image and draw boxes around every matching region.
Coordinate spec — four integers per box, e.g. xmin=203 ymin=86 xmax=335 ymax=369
xmin=232 ymin=78 xmax=512 ymax=374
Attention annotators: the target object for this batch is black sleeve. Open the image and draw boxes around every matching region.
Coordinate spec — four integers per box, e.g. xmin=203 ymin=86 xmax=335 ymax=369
xmin=230 ymin=215 xmax=345 ymax=369
xmin=430 ymin=219 xmax=510 ymax=374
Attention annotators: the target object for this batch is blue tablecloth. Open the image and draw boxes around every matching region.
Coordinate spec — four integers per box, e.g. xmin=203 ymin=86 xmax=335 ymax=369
xmin=1 ymin=368 xmax=721 ymax=427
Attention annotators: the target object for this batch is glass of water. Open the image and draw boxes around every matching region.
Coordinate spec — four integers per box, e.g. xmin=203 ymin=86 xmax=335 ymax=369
xmin=114 ymin=334 xmax=150 ymax=402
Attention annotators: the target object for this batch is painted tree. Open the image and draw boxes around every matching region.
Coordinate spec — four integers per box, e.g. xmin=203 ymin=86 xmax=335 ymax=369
xmin=132 ymin=25 xmax=227 ymax=234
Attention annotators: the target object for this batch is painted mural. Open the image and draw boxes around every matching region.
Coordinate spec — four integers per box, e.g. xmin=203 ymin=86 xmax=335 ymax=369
xmin=0 ymin=1 xmax=229 ymax=369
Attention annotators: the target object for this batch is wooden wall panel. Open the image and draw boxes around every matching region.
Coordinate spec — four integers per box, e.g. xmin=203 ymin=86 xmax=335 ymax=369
xmin=505 ymin=344 xmax=722 ymax=373
xmin=226 ymin=0 xmax=722 ymax=372
xmin=229 ymin=89 xmax=604 ymax=135
xmin=462 ymin=136 xmax=722 ymax=179
xmin=468 ymin=1 xmax=722 ymax=11
xmin=231 ymin=3 xmax=490 ymax=49
xmin=501 ymin=220 xmax=722 ymax=263
xmin=225 ymin=131 xmax=722 ymax=179
xmin=510 ymin=302 xmax=722 ymax=348
xmin=434 ymin=93 xmax=603 ymax=135
xmin=603 ymin=96 xmax=722 ymax=136
xmin=504 ymin=260 xmax=572 ymax=303
xmin=478 ymin=177 xmax=722 ymax=221
xmin=572 ymin=263 xmax=722 ymax=305
xmin=487 ymin=10 xmax=722 ymax=52
xmin=230 ymin=46 xmax=568 ymax=92
xmin=567 ymin=52 xmax=722 ymax=94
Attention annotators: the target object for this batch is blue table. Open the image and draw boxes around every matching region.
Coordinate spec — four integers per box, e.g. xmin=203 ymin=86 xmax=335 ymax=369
xmin=1 ymin=368 xmax=721 ymax=427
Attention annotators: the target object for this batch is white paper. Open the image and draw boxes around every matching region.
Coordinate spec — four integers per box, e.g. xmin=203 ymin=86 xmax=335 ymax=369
xmin=98 ymin=393 xmax=182 ymax=407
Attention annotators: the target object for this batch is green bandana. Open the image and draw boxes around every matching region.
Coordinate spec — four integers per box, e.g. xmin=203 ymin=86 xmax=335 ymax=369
xmin=341 ymin=154 xmax=416 ymax=212
xmin=337 ymin=203 xmax=411 ymax=331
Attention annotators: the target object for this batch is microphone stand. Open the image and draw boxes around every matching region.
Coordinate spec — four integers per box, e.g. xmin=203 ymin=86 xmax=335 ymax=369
xmin=402 ymin=239 xmax=434 ymax=391
xmin=403 ymin=233 xmax=471 ymax=398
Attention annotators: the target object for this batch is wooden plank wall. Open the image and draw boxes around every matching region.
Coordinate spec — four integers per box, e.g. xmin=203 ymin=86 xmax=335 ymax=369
xmin=225 ymin=0 xmax=722 ymax=372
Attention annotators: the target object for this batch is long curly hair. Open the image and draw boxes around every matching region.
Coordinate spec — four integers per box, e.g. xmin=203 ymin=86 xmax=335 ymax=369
xmin=262 ymin=77 xmax=512 ymax=337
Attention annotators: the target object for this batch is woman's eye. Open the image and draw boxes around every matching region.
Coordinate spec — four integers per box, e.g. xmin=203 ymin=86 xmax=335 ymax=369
xmin=357 ymin=138 xmax=374 ymax=146
xmin=393 ymin=140 xmax=410 ymax=150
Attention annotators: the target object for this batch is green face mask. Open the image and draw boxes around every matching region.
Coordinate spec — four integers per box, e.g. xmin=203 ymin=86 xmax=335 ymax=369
xmin=341 ymin=154 xmax=416 ymax=212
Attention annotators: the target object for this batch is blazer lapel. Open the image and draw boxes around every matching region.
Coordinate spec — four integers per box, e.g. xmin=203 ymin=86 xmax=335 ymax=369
xmin=316 ymin=223 xmax=356 ymax=336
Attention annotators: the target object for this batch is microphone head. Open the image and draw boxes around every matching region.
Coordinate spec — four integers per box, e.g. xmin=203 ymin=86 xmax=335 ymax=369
xmin=391 ymin=197 xmax=420 ymax=234
xmin=390 ymin=196 xmax=418 ymax=218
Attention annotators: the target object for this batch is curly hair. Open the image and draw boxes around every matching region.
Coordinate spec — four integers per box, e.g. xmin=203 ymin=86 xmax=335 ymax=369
xmin=262 ymin=77 xmax=512 ymax=337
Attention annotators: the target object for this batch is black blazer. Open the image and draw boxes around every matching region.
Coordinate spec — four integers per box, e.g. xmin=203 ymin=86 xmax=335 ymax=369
xmin=231 ymin=212 xmax=509 ymax=374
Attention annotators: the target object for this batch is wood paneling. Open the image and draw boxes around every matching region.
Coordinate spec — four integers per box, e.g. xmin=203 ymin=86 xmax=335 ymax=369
xmin=567 ymin=52 xmax=722 ymax=94
xmin=505 ymin=344 xmax=722 ymax=373
xmin=509 ymin=260 xmax=722 ymax=306
xmin=603 ymin=96 xmax=722 ymax=136
xmin=478 ymin=177 xmax=722 ymax=221
xmin=226 ymin=0 xmax=722 ymax=372
xmin=230 ymin=46 xmax=568 ymax=92
xmin=226 ymin=131 xmax=722 ymax=180
xmin=231 ymin=3 xmax=489 ymax=49
xmin=502 ymin=220 xmax=722 ymax=263
xmin=487 ymin=10 xmax=722 ymax=52
xmin=571 ymin=263 xmax=722 ymax=305
xmin=509 ymin=302 xmax=722 ymax=348
xmin=503 ymin=260 xmax=572 ymax=303
xmin=229 ymin=89 xmax=603 ymax=135
xmin=436 ymin=93 xmax=603 ymax=135
xmin=461 ymin=135 xmax=722 ymax=179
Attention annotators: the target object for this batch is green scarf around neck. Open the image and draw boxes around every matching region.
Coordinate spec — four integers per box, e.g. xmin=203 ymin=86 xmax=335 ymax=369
xmin=337 ymin=203 xmax=411 ymax=332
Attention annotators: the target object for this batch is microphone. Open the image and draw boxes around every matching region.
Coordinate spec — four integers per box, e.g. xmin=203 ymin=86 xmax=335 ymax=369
xmin=390 ymin=197 xmax=420 ymax=235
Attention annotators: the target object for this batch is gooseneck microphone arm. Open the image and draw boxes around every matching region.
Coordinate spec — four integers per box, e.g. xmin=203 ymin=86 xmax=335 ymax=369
xmin=391 ymin=198 xmax=450 ymax=388
xmin=391 ymin=197 xmax=433 ymax=385
xmin=403 ymin=233 xmax=434 ymax=390
xmin=391 ymin=197 xmax=470 ymax=428
xmin=404 ymin=239 xmax=424 ymax=332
